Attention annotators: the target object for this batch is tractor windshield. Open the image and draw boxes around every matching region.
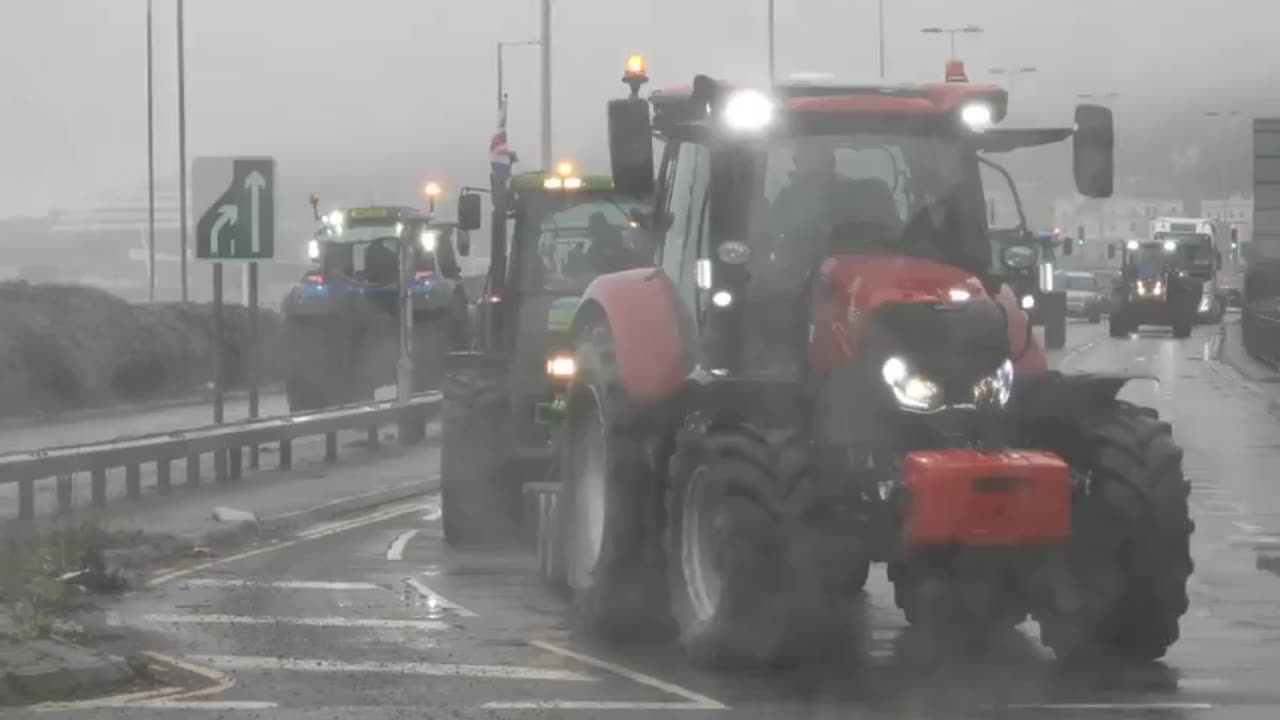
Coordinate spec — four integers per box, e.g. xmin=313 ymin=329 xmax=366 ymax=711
xmin=1153 ymin=232 xmax=1215 ymax=279
xmin=518 ymin=193 xmax=648 ymax=294
xmin=743 ymin=132 xmax=989 ymax=297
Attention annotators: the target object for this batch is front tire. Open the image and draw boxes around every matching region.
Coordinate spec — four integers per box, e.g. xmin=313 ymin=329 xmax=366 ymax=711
xmin=441 ymin=372 xmax=515 ymax=546
xmin=1108 ymin=313 xmax=1129 ymax=338
xmin=558 ymin=319 xmax=668 ymax=641
xmin=1036 ymin=402 xmax=1193 ymax=662
xmin=666 ymin=421 xmax=856 ymax=667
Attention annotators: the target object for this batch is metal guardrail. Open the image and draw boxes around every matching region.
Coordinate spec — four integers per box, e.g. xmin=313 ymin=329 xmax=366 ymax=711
xmin=0 ymin=393 xmax=441 ymax=522
xmin=1241 ymin=299 xmax=1280 ymax=369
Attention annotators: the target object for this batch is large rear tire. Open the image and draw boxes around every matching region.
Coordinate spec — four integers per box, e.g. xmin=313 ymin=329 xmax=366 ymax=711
xmin=1036 ymin=402 xmax=1193 ymax=662
xmin=1108 ymin=313 xmax=1129 ymax=338
xmin=558 ymin=320 xmax=669 ymax=641
xmin=1171 ymin=316 xmax=1193 ymax=338
xmin=1042 ymin=292 xmax=1067 ymax=350
xmin=666 ymin=421 xmax=859 ymax=667
xmin=441 ymin=372 xmax=515 ymax=546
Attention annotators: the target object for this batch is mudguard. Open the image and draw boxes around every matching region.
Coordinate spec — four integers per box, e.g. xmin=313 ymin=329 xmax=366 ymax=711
xmin=994 ymin=283 xmax=1048 ymax=378
xmin=1008 ymin=370 xmax=1157 ymax=421
xmin=572 ymin=268 xmax=694 ymax=405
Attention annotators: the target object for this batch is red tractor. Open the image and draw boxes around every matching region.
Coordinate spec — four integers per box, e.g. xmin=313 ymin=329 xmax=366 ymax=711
xmin=538 ymin=60 xmax=1193 ymax=666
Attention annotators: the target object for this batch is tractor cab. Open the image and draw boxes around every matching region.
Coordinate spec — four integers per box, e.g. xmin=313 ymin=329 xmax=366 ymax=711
xmin=603 ymin=58 xmax=1112 ymax=375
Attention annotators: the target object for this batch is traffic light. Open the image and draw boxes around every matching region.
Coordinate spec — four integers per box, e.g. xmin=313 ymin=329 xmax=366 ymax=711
xmin=1077 ymin=225 xmax=1086 ymax=244
xmin=1231 ymin=227 xmax=1239 ymax=248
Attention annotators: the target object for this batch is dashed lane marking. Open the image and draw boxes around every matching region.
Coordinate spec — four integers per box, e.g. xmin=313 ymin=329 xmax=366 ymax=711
xmin=387 ymin=529 xmax=419 ymax=560
xmin=116 ymin=612 xmax=449 ymax=631
xmin=481 ymin=640 xmax=729 ymax=711
xmin=404 ymin=576 xmax=478 ymax=617
xmin=179 ymin=579 xmax=383 ymax=590
xmin=1005 ymin=703 xmax=1213 ymax=711
xmin=148 ymin=498 xmax=432 ymax=586
xmin=186 ymin=654 xmax=596 ymax=682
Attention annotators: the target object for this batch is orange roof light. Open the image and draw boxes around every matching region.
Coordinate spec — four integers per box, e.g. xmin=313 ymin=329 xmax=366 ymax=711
xmin=945 ymin=59 xmax=968 ymax=83
xmin=424 ymin=181 xmax=442 ymax=197
xmin=625 ymin=54 xmax=646 ymax=77
xmin=555 ymin=160 xmax=575 ymax=178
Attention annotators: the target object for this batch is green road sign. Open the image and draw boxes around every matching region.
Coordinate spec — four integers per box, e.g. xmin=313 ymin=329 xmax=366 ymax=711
xmin=193 ymin=156 xmax=275 ymax=261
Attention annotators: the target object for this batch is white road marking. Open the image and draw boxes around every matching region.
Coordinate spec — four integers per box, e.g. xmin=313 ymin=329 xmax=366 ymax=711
xmin=387 ymin=529 xmax=419 ymax=560
xmin=187 ymin=655 xmax=594 ymax=682
xmin=180 ymin=578 xmax=383 ymax=590
xmin=1233 ymin=520 xmax=1263 ymax=533
xmin=1006 ymin=702 xmax=1213 ymax=710
xmin=129 ymin=700 xmax=281 ymax=710
xmin=404 ymin=576 xmax=478 ymax=617
xmin=149 ymin=498 xmax=432 ymax=586
xmin=484 ymin=700 xmax=724 ymax=710
xmin=132 ymin=612 xmax=448 ymax=631
xmin=480 ymin=640 xmax=729 ymax=711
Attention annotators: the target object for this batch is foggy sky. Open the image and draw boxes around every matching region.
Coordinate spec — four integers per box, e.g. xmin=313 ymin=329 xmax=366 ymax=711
xmin=5 ymin=0 xmax=1280 ymax=218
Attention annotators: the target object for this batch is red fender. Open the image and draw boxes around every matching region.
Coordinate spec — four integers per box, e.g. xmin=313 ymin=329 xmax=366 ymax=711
xmin=575 ymin=268 xmax=690 ymax=404
xmin=995 ymin=284 xmax=1048 ymax=378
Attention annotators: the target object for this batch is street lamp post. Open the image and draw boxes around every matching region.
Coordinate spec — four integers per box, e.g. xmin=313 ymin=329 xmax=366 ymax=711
xmin=146 ymin=0 xmax=156 ymax=303
xmin=177 ymin=0 xmax=189 ymax=303
xmin=920 ymin=25 xmax=983 ymax=58
xmin=540 ymin=0 xmax=552 ymax=172
xmin=878 ymin=0 xmax=885 ymax=77
xmin=989 ymin=66 xmax=1037 ymax=97
xmin=497 ymin=40 xmax=541 ymax=109
xmin=767 ymin=0 xmax=775 ymax=83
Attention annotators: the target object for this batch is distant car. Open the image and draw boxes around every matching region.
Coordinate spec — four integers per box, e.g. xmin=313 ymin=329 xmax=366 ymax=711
xmin=1056 ymin=270 xmax=1105 ymax=323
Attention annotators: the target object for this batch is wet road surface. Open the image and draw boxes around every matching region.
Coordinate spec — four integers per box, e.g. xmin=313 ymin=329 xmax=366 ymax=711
xmin=24 ymin=319 xmax=1280 ymax=719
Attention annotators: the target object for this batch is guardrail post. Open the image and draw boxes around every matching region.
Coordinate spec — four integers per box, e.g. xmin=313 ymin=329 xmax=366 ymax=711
xmin=325 ymin=432 xmax=338 ymax=463
xmin=279 ymin=439 xmax=292 ymax=470
xmin=91 ymin=467 xmax=107 ymax=508
xmin=157 ymin=460 xmax=172 ymax=495
xmin=187 ymin=454 xmax=200 ymax=486
xmin=214 ymin=449 xmax=228 ymax=483
xmin=18 ymin=477 xmax=34 ymax=521
xmin=126 ymin=464 xmax=141 ymax=500
xmin=398 ymin=408 xmax=426 ymax=446
xmin=56 ymin=475 xmax=73 ymax=514
xmin=229 ymin=446 xmax=242 ymax=480
xmin=249 ymin=443 xmax=260 ymax=470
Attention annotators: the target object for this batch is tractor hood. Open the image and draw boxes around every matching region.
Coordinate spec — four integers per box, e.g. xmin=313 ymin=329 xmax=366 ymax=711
xmin=818 ymin=255 xmax=990 ymax=309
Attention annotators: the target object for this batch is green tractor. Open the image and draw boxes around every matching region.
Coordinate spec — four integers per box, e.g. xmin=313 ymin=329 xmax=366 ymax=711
xmin=989 ymin=227 xmax=1070 ymax=350
xmin=280 ymin=200 xmax=472 ymax=412
xmin=440 ymin=165 xmax=651 ymax=545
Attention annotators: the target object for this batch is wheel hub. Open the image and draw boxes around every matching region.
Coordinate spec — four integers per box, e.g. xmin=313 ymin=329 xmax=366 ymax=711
xmin=681 ymin=467 xmax=724 ymax=623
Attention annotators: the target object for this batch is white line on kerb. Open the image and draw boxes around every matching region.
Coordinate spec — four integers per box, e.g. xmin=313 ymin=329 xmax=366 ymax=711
xmin=404 ymin=576 xmax=478 ymax=617
xmin=481 ymin=640 xmax=728 ymax=711
xmin=387 ymin=529 xmax=419 ymax=560
xmin=180 ymin=578 xmax=383 ymax=590
xmin=136 ymin=613 xmax=448 ymax=631
xmin=187 ymin=655 xmax=594 ymax=682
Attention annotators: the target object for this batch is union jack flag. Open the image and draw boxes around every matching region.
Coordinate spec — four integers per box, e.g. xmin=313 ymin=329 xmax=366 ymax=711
xmin=490 ymin=96 xmax=517 ymax=182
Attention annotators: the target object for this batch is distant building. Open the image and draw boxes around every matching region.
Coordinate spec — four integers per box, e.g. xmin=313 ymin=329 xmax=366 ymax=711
xmin=1200 ymin=195 xmax=1253 ymax=245
xmin=1051 ymin=195 xmax=1187 ymax=267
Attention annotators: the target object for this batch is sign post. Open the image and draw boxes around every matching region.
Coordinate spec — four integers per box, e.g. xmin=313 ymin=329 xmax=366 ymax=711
xmin=193 ymin=156 xmax=276 ymax=475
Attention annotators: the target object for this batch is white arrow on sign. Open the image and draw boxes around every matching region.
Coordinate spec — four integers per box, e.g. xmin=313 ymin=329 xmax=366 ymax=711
xmin=210 ymin=204 xmax=239 ymax=257
xmin=245 ymin=170 xmax=266 ymax=254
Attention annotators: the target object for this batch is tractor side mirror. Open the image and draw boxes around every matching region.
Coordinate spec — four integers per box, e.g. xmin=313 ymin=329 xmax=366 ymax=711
xmin=1107 ymin=243 xmax=1116 ymax=260
xmin=1001 ymin=244 xmax=1037 ymax=271
xmin=1073 ymin=104 xmax=1114 ymax=199
xmin=607 ymin=97 xmax=655 ymax=197
xmin=456 ymin=228 xmax=471 ymax=257
xmin=1061 ymin=237 xmax=1074 ymax=256
xmin=458 ymin=192 xmax=482 ymax=231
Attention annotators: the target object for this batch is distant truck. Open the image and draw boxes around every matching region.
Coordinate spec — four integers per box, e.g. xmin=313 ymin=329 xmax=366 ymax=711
xmin=1148 ymin=217 xmax=1226 ymax=323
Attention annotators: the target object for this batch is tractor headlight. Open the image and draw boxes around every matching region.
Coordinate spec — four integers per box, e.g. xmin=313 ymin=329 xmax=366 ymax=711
xmin=973 ymin=359 xmax=1015 ymax=407
xmin=1199 ymin=292 xmax=1212 ymax=313
xmin=722 ymin=89 xmax=775 ymax=132
xmin=1021 ymin=294 xmax=1035 ymax=310
xmin=960 ymin=102 xmax=994 ymax=131
xmin=881 ymin=356 xmax=942 ymax=413
xmin=546 ymin=354 xmax=576 ymax=381
xmin=307 ymin=239 xmax=320 ymax=261
xmin=420 ymin=229 xmax=438 ymax=252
